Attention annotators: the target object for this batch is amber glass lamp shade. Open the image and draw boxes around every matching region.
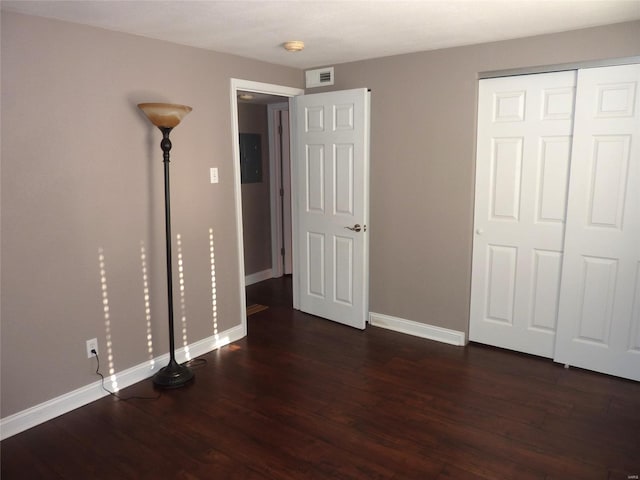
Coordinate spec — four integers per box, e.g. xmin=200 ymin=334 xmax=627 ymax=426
xmin=137 ymin=103 xmax=192 ymax=129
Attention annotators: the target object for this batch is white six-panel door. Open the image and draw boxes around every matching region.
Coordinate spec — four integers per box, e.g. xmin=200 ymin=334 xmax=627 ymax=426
xmin=554 ymin=64 xmax=640 ymax=380
xmin=292 ymin=88 xmax=370 ymax=329
xmin=470 ymin=71 xmax=577 ymax=357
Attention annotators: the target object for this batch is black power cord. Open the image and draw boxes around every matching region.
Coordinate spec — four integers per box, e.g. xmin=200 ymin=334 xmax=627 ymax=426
xmin=92 ymin=350 xmax=161 ymax=401
xmin=92 ymin=350 xmax=209 ymax=399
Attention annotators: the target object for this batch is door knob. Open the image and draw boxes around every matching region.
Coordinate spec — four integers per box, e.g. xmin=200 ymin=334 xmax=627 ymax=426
xmin=476 ymin=228 xmax=484 ymax=235
xmin=345 ymin=224 xmax=362 ymax=232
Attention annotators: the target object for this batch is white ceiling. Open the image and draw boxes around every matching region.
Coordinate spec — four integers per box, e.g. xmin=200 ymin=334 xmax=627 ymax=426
xmin=3 ymin=0 xmax=639 ymax=69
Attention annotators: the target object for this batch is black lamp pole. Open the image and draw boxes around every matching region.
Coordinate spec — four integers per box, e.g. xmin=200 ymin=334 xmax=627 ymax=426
xmin=138 ymin=103 xmax=194 ymax=389
xmin=153 ymin=126 xmax=194 ymax=388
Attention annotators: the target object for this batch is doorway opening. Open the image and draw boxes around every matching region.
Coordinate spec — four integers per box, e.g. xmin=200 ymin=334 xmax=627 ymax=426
xmin=230 ymin=79 xmax=304 ymax=334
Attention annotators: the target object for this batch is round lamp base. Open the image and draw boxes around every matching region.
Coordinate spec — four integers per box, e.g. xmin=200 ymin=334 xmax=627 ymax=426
xmin=152 ymin=360 xmax=194 ymax=389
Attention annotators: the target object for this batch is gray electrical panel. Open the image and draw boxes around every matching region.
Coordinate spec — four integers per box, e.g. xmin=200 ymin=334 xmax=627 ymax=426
xmin=239 ymin=133 xmax=262 ymax=184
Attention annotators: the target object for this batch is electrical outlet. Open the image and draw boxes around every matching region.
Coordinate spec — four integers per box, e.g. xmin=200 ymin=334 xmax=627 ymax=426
xmin=86 ymin=338 xmax=98 ymax=358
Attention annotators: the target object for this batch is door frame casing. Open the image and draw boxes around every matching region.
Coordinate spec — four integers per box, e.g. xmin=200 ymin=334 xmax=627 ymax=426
xmin=289 ymin=99 xmax=299 ymax=310
xmin=267 ymin=102 xmax=292 ymax=278
xmin=230 ymin=79 xmax=304 ymax=333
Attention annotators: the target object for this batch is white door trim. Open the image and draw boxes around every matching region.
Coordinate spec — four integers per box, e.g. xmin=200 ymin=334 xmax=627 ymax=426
xmin=268 ymin=102 xmax=291 ymax=278
xmin=480 ymin=55 xmax=640 ymax=80
xmin=229 ymin=79 xmax=304 ymax=333
xmin=290 ymin=100 xmax=300 ymax=310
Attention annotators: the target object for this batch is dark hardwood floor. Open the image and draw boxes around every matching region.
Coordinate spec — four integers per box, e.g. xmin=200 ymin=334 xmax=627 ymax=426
xmin=2 ymin=276 xmax=639 ymax=479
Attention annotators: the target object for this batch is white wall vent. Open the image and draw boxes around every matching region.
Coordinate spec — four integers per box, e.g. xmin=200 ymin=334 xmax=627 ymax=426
xmin=305 ymin=67 xmax=334 ymax=88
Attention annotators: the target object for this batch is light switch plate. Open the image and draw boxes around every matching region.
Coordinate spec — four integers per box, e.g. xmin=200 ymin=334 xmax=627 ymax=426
xmin=210 ymin=167 xmax=219 ymax=184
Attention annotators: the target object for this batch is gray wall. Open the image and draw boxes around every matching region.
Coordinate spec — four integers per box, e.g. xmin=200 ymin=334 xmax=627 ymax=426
xmin=0 ymin=12 xmax=301 ymax=417
xmin=315 ymin=21 xmax=640 ymax=334
xmin=238 ymin=102 xmax=272 ymax=275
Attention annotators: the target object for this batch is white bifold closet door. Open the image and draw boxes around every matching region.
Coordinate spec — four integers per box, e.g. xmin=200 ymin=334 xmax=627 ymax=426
xmin=470 ymin=71 xmax=577 ymax=358
xmin=554 ymin=64 xmax=640 ymax=381
xmin=471 ymin=64 xmax=640 ymax=381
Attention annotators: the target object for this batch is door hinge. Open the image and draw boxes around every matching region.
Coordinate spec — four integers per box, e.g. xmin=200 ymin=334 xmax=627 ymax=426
xmin=278 ymin=125 xmax=283 ymax=135
xmin=281 ymin=247 xmax=285 ymax=256
xmin=280 ymin=188 xmax=284 ymax=197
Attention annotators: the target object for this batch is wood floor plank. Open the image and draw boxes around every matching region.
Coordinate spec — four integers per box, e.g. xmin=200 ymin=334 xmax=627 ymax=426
xmin=0 ymin=432 xmax=63 ymax=479
xmin=2 ymin=276 xmax=639 ymax=479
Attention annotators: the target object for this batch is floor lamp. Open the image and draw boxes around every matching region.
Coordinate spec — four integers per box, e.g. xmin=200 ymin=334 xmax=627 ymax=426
xmin=138 ymin=102 xmax=194 ymax=388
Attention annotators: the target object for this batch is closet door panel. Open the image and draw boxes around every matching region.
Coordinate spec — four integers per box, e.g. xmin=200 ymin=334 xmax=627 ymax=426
xmin=470 ymin=71 xmax=577 ymax=358
xmin=554 ymin=64 xmax=640 ymax=381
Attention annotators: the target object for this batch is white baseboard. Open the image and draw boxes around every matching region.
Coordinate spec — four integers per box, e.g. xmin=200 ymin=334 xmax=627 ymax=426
xmin=369 ymin=312 xmax=466 ymax=346
xmin=245 ymin=268 xmax=273 ymax=286
xmin=0 ymin=324 xmax=245 ymax=441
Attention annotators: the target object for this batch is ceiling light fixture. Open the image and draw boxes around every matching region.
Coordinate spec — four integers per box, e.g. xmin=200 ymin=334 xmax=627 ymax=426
xmin=283 ymin=40 xmax=304 ymax=52
xmin=238 ymin=93 xmax=255 ymax=100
